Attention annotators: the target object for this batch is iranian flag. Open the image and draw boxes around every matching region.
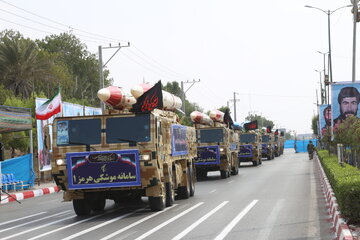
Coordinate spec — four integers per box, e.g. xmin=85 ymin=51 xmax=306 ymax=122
xmin=36 ymin=89 xmax=62 ymax=120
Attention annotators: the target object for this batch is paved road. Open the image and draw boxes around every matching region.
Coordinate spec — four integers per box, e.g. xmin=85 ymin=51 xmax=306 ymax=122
xmin=0 ymin=149 xmax=334 ymax=240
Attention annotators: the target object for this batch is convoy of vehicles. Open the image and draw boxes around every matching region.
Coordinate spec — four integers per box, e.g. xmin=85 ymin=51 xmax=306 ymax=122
xmin=49 ymin=83 xmax=285 ymax=215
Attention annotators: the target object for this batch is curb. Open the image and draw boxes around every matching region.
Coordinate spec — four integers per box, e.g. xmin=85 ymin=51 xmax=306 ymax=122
xmin=0 ymin=186 xmax=59 ymax=205
xmin=315 ymin=154 xmax=354 ymax=240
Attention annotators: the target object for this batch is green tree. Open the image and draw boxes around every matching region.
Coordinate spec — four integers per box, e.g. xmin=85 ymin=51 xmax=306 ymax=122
xmin=311 ymin=115 xmax=319 ymax=136
xmin=0 ymin=32 xmax=52 ymax=99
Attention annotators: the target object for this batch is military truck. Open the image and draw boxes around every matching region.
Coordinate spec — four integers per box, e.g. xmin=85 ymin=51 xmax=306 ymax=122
xmin=261 ymin=134 xmax=275 ymax=160
xmin=238 ymin=131 xmax=262 ymax=166
xmin=191 ymin=111 xmax=239 ymax=179
xmin=51 ymin=108 xmax=197 ymax=216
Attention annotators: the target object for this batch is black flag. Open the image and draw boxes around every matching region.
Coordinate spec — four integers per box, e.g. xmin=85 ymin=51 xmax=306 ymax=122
xmin=266 ymin=126 xmax=272 ymax=133
xmin=131 ymin=81 xmax=163 ymax=113
xmin=274 ymin=129 xmax=279 ymax=135
xmin=224 ymin=108 xmax=234 ymax=128
xmin=244 ymin=120 xmax=258 ymax=131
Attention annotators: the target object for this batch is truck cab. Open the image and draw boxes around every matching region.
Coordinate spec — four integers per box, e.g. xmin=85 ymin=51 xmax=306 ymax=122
xmin=238 ymin=131 xmax=262 ymax=166
xmin=261 ymin=134 xmax=275 ymax=160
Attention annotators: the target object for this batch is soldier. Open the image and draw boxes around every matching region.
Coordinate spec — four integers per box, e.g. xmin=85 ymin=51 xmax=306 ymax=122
xmin=307 ymin=140 xmax=315 ymax=160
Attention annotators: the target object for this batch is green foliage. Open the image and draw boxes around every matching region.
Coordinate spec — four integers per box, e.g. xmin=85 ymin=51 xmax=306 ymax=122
xmin=318 ymin=150 xmax=360 ymax=224
xmin=163 ymin=81 xmax=183 ymax=98
xmin=245 ymin=113 xmax=274 ymax=129
xmin=311 ymin=115 xmax=319 ymax=136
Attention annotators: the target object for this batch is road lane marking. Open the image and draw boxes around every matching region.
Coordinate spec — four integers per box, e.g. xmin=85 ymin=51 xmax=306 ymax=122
xmin=134 ymin=202 xmax=204 ymax=240
xmin=0 ymin=212 xmax=47 ymax=226
xmin=209 ymin=189 xmax=217 ymax=193
xmin=255 ymin=199 xmax=285 ymax=240
xmin=171 ymin=201 xmax=229 ymax=240
xmin=1 ymin=214 xmax=75 ymax=240
xmin=61 ymin=208 xmax=147 ymax=240
xmin=27 ymin=208 xmax=119 ymax=240
xmin=214 ymin=200 xmax=258 ymax=240
xmin=227 ymin=180 xmax=234 ymax=184
xmin=100 ymin=204 xmax=177 ymax=240
xmin=0 ymin=211 xmax=71 ymax=233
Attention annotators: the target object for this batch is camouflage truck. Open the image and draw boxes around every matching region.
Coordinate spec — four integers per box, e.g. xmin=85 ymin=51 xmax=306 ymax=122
xmin=238 ymin=131 xmax=262 ymax=166
xmin=194 ymin=122 xmax=239 ymax=179
xmin=261 ymin=134 xmax=275 ymax=160
xmin=51 ymin=109 xmax=197 ymax=216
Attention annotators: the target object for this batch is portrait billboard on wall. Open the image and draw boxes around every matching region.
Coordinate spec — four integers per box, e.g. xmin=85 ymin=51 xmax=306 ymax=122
xmin=319 ymin=104 xmax=331 ymax=138
xmin=331 ymin=82 xmax=360 ymax=132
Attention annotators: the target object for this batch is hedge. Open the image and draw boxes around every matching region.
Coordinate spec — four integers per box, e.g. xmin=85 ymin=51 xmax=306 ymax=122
xmin=318 ymin=150 xmax=360 ymax=224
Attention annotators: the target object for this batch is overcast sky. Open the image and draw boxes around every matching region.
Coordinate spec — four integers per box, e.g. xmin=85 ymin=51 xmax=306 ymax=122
xmin=0 ymin=0 xmax=357 ymax=133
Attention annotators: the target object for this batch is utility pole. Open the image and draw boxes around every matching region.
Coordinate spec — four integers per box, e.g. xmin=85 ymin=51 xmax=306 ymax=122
xmin=352 ymin=0 xmax=359 ymax=82
xmin=180 ymin=79 xmax=200 ymax=116
xmin=98 ymin=42 xmax=130 ymax=113
xmin=229 ymin=92 xmax=240 ymax=121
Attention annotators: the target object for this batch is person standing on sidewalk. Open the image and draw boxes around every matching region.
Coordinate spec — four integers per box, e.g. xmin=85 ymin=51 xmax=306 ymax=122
xmin=307 ymin=140 xmax=315 ymax=160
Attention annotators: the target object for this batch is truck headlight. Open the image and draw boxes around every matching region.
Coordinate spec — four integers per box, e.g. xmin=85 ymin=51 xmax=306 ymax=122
xmin=140 ymin=154 xmax=151 ymax=161
xmin=220 ymin=147 xmax=225 ymax=152
xmin=56 ymin=159 xmax=65 ymax=166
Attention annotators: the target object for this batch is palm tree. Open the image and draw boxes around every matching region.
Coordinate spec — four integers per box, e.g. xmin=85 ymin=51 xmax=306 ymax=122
xmin=0 ymin=37 xmax=51 ymax=99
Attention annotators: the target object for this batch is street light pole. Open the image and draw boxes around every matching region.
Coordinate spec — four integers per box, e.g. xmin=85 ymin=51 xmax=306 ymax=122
xmin=315 ymin=69 xmax=324 ymax=104
xmin=305 ymin=5 xmax=352 ymax=83
xmin=352 ymin=0 xmax=359 ymax=82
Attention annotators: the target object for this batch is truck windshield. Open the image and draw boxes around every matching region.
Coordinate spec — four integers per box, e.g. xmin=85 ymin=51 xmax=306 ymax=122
xmin=240 ymin=134 xmax=256 ymax=143
xmin=262 ymin=135 xmax=270 ymax=143
xmin=198 ymin=128 xmax=224 ymax=143
xmin=106 ymin=114 xmax=151 ymax=143
xmin=56 ymin=119 xmax=101 ymax=146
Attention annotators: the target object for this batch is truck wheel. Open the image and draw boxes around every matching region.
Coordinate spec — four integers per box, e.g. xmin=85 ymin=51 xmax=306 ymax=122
xmin=90 ymin=198 xmax=106 ymax=211
xmin=259 ymin=158 xmax=262 ymax=165
xmin=189 ymin=166 xmax=195 ymax=197
xmin=196 ymin=169 xmax=207 ymax=178
xmin=220 ymin=170 xmax=228 ymax=179
xmin=267 ymin=155 xmax=271 ymax=160
xmin=178 ymin=168 xmax=191 ymax=199
xmin=149 ymin=195 xmax=165 ymax=211
xmin=73 ymin=199 xmax=91 ymax=216
xmin=165 ymin=182 xmax=174 ymax=207
xmin=252 ymin=160 xmax=258 ymax=166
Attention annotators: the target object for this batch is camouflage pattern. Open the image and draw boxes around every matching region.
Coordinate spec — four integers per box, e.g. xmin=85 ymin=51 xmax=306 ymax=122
xmin=261 ymin=133 xmax=275 ymax=160
xmin=237 ymin=131 xmax=262 ymax=166
xmin=194 ymin=122 xmax=239 ymax=179
xmin=51 ymin=109 xmax=196 ymax=206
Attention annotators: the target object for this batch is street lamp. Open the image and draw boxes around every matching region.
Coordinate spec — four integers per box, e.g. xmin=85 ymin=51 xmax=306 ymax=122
xmin=305 ymin=4 xmax=352 ymax=84
xmin=317 ymin=51 xmax=329 ymax=104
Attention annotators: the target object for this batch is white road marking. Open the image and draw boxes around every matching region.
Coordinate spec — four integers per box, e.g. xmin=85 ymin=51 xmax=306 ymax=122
xmin=134 ymin=202 xmax=204 ymax=240
xmin=0 ymin=212 xmax=47 ymax=226
xmin=209 ymin=189 xmax=217 ymax=193
xmin=100 ymin=204 xmax=177 ymax=240
xmin=0 ymin=211 xmax=71 ymax=233
xmin=61 ymin=208 xmax=146 ymax=240
xmin=171 ymin=201 xmax=229 ymax=240
xmin=227 ymin=180 xmax=234 ymax=184
xmin=214 ymin=200 xmax=258 ymax=240
xmin=1 ymin=214 xmax=75 ymax=240
xmin=255 ymin=199 xmax=285 ymax=240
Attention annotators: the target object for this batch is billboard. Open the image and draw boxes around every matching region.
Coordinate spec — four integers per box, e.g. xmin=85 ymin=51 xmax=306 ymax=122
xmin=0 ymin=106 xmax=32 ymax=133
xmin=36 ymin=98 xmax=102 ymax=172
xmin=319 ymin=104 xmax=331 ymax=137
xmin=331 ymin=82 xmax=360 ymax=132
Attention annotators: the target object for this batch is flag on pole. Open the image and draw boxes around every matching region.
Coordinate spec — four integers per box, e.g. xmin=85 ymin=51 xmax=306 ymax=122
xmin=131 ymin=81 xmax=163 ymax=113
xmin=36 ymin=88 xmax=62 ymax=120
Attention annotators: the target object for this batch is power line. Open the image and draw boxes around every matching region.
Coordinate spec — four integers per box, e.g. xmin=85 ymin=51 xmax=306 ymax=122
xmin=0 ymin=0 xmax=128 ymax=43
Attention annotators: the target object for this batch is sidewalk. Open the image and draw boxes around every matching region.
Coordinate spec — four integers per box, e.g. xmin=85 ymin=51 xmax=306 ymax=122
xmin=0 ymin=181 xmax=59 ymax=205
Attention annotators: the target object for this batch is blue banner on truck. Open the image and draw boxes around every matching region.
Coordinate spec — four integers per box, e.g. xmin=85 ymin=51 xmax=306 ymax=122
xmin=195 ymin=146 xmax=220 ymax=165
xmin=239 ymin=144 xmax=252 ymax=158
xmin=171 ymin=124 xmax=189 ymax=156
xmin=66 ymin=150 xmax=141 ymax=190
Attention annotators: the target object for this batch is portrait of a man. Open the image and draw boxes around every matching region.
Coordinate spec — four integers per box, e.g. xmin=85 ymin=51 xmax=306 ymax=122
xmin=320 ymin=105 xmax=331 ymax=136
xmin=332 ymin=84 xmax=360 ymax=131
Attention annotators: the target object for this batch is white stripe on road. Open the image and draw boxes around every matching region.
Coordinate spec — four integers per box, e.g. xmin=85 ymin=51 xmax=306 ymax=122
xmin=171 ymin=201 xmax=229 ymax=240
xmin=209 ymin=189 xmax=217 ymax=194
xmin=100 ymin=205 xmax=177 ymax=240
xmin=0 ymin=211 xmax=71 ymax=233
xmin=255 ymin=199 xmax=285 ymax=240
xmin=227 ymin=180 xmax=234 ymax=184
xmin=1 ymin=213 xmax=75 ymax=240
xmin=134 ymin=202 xmax=204 ymax=240
xmin=62 ymin=208 xmax=146 ymax=240
xmin=0 ymin=212 xmax=46 ymax=226
xmin=214 ymin=200 xmax=258 ymax=240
